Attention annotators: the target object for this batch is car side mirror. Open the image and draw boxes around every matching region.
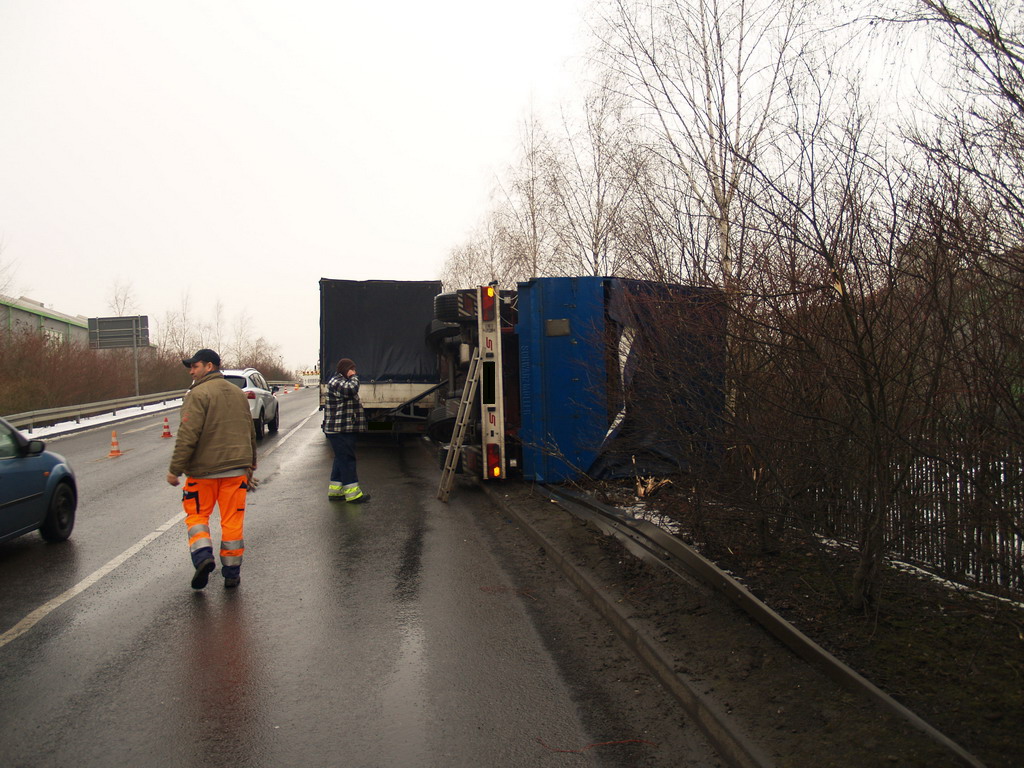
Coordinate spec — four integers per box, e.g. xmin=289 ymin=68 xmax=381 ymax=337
xmin=26 ymin=439 xmax=46 ymax=456
xmin=271 ymin=386 xmax=279 ymax=393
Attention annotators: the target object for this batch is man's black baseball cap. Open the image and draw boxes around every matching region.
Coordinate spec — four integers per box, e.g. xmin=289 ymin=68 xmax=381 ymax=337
xmin=182 ymin=348 xmax=221 ymax=367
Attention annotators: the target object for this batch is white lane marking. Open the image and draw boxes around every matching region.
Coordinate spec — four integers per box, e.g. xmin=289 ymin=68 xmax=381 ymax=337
xmin=0 ymin=516 xmax=179 ymax=648
xmin=0 ymin=406 xmax=321 ymax=649
xmin=263 ymin=408 xmax=320 ymax=456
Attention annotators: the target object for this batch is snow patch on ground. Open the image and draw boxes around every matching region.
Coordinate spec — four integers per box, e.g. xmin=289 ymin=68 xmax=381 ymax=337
xmin=624 ymin=498 xmax=1024 ymax=611
xmin=20 ymin=399 xmax=183 ymax=440
xmin=619 ymin=502 xmax=684 ymax=536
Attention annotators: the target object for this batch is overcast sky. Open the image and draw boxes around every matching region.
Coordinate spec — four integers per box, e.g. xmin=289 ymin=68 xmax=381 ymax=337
xmin=0 ymin=0 xmax=589 ymax=369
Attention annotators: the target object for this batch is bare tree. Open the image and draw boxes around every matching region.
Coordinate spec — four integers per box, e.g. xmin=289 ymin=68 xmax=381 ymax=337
xmin=155 ymin=290 xmax=208 ymax=358
xmin=155 ymin=311 xmax=185 ymax=358
xmin=725 ymin=48 xmax=996 ymax=611
xmin=887 ymin=0 xmax=1024 ymax=245
xmin=544 ymin=81 xmax=640 ymax=277
xmin=614 ymin=147 xmax=723 ymax=283
xmin=596 ymin=0 xmax=807 ymax=288
xmin=211 ymin=299 xmax=226 ymax=355
xmin=232 ymin=331 xmax=286 ymax=375
xmin=227 ymin=309 xmax=254 ymax=367
xmin=450 ymin=88 xmax=643 ymax=289
xmin=0 ymin=236 xmax=19 ymax=301
xmin=152 ymin=296 xmax=287 ymax=376
xmin=108 ymin=278 xmax=138 ymax=316
xmin=440 ymin=215 xmax=514 ymax=290
xmin=495 ymin=112 xmax=558 ymax=281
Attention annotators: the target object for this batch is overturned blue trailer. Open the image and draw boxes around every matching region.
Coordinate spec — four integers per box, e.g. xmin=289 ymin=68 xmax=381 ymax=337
xmin=432 ymin=276 xmax=727 ymax=485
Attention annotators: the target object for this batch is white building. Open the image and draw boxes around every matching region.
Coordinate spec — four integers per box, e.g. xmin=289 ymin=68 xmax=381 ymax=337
xmin=0 ymin=295 xmax=89 ymax=344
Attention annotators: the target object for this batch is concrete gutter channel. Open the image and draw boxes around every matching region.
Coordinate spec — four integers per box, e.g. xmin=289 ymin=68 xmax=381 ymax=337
xmin=480 ymin=482 xmax=986 ymax=768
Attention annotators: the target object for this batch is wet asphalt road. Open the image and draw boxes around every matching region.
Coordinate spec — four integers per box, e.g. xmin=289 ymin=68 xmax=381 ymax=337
xmin=0 ymin=389 xmax=659 ymax=767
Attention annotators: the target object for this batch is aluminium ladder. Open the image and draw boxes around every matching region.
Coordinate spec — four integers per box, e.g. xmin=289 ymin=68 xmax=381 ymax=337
xmin=436 ymin=347 xmax=481 ymax=502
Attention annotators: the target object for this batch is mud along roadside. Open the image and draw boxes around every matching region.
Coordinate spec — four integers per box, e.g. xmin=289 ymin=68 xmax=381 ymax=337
xmin=477 ymin=481 xmax=974 ymax=768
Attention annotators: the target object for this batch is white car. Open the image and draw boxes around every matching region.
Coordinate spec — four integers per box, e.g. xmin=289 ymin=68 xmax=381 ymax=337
xmin=222 ymin=368 xmax=280 ymax=439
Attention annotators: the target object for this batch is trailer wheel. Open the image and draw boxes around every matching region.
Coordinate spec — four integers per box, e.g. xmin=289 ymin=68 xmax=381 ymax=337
xmin=425 ymin=405 xmax=457 ymax=442
xmin=433 ymin=292 xmax=461 ymax=323
xmin=426 ymin=318 xmax=460 ymax=345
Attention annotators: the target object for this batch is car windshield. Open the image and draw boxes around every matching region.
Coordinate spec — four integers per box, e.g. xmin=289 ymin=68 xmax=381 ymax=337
xmin=224 ymin=376 xmax=247 ymax=389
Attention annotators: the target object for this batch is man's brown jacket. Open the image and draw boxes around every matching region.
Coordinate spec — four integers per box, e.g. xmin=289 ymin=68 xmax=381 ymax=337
xmin=169 ymin=371 xmax=257 ymax=478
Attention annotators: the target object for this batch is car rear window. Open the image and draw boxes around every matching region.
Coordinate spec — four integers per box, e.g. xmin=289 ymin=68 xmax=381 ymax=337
xmin=225 ymin=376 xmax=247 ymax=389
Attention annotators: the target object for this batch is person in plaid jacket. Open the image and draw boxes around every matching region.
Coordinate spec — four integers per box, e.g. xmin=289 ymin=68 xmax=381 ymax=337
xmin=322 ymin=357 xmax=370 ymax=503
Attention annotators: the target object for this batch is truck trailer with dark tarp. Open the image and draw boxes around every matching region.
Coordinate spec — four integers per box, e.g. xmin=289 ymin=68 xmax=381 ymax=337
xmin=319 ymin=278 xmax=444 ymax=433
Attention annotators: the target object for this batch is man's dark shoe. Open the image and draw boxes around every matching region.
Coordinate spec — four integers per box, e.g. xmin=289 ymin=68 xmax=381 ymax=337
xmin=224 ymin=577 xmax=241 ymax=589
xmin=347 ymin=494 xmax=371 ymax=504
xmin=191 ymin=558 xmax=216 ymax=589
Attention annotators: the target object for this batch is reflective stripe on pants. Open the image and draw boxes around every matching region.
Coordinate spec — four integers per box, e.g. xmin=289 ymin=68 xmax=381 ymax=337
xmin=182 ymin=475 xmax=248 ymax=569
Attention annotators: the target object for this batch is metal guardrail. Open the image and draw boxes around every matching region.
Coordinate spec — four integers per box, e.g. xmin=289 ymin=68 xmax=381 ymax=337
xmin=5 ymin=382 xmax=305 ymax=432
xmin=4 ymin=390 xmax=187 ymax=432
xmin=540 ymin=485 xmax=987 ymax=768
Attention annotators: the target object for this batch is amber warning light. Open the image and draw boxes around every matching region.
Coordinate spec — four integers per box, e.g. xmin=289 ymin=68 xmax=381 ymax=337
xmin=486 ymin=443 xmax=502 ymax=478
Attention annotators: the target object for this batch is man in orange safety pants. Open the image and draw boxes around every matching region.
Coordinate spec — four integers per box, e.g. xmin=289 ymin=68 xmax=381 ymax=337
xmin=166 ymin=349 xmax=257 ymax=590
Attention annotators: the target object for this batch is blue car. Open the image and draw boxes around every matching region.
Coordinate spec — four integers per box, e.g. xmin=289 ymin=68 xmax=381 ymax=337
xmin=0 ymin=417 xmax=77 ymax=544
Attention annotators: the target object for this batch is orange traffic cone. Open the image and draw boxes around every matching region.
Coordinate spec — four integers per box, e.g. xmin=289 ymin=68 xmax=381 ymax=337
xmin=295 ymin=383 xmax=300 ymax=391
xmin=108 ymin=430 xmax=123 ymax=458
xmin=161 ymin=417 xmax=173 ymax=438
